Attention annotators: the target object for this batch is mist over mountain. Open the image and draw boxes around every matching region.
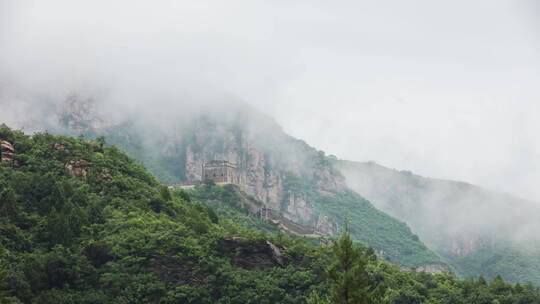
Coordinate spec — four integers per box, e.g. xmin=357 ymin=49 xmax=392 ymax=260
xmin=25 ymin=95 xmax=444 ymax=268
xmin=1 ymin=1 xmax=540 ymax=301
xmin=336 ymin=160 xmax=540 ymax=282
xmin=1 ymin=0 xmax=538 ymax=201
xmin=4 ymin=93 xmax=540 ymax=283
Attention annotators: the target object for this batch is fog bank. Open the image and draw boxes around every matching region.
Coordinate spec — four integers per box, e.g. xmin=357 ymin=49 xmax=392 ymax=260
xmin=0 ymin=0 xmax=538 ymax=200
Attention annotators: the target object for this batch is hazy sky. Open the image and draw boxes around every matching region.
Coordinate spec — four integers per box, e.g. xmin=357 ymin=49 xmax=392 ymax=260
xmin=1 ymin=0 xmax=539 ymax=200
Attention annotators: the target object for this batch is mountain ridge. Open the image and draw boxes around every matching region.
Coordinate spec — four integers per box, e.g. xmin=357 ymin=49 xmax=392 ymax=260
xmin=3 ymin=124 xmax=540 ymax=303
xmin=335 ymin=159 xmax=540 ymax=283
xmin=13 ymin=95 xmax=540 ymax=283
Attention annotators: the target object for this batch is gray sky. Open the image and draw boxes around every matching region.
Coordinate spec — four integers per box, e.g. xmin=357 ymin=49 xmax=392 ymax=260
xmin=1 ymin=0 xmax=539 ymax=200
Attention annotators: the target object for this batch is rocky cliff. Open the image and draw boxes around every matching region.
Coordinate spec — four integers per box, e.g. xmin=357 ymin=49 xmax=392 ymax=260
xmin=175 ymin=112 xmax=343 ymax=235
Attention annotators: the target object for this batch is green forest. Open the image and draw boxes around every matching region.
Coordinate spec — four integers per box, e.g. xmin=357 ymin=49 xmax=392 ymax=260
xmin=1 ymin=125 xmax=540 ymax=303
xmin=281 ymin=173 xmax=443 ymax=268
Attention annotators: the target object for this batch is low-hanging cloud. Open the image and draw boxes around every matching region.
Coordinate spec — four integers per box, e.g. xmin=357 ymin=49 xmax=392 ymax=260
xmin=0 ymin=0 xmax=538 ymax=200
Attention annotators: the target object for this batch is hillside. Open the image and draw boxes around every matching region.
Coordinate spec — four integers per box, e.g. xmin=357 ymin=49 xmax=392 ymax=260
xmin=335 ymin=160 xmax=540 ymax=283
xmin=0 ymin=125 xmax=329 ymax=303
xmin=10 ymin=95 xmax=540 ymax=283
xmin=2 ymin=125 xmax=540 ymax=303
xmin=48 ymin=97 xmax=444 ymax=269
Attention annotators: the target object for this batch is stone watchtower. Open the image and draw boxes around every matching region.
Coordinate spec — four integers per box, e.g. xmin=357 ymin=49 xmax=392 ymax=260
xmin=202 ymin=160 xmax=238 ymax=184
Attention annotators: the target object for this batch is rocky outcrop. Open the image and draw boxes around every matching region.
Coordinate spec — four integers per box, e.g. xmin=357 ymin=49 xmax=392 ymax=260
xmin=219 ymin=237 xmax=284 ymax=269
xmin=447 ymin=233 xmax=486 ymax=257
xmin=416 ymin=264 xmax=449 ymax=274
xmin=393 ymin=263 xmax=449 ymax=274
xmin=180 ymin=119 xmax=345 ymax=236
xmin=57 ymin=95 xmax=118 ymax=132
xmin=282 ymin=191 xmax=338 ymax=235
xmin=65 ymin=159 xmax=90 ymax=179
xmin=0 ymin=140 xmax=15 ymax=162
xmin=98 ymin=168 xmax=112 ymax=180
xmin=259 ymin=208 xmax=326 ymax=237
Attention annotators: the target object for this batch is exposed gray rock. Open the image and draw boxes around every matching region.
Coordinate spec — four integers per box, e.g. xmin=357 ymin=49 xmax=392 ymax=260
xmin=65 ymin=159 xmax=90 ymax=179
xmin=416 ymin=264 xmax=449 ymax=274
xmin=182 ymin=121 xmax=343 ymax=236
xmin=0 ymin=140 xmax=15 ymax=162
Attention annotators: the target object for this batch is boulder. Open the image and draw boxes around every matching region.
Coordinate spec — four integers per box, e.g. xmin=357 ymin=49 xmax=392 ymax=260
xmin=0 ymin=140 xmax=15 ymax=162
xmin=65 ymin=159 xmax=90 ymax=179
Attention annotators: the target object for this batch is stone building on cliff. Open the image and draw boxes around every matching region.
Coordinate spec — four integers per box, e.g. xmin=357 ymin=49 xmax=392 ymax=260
xmin=202 ymin=160 xmax=238 ymax=184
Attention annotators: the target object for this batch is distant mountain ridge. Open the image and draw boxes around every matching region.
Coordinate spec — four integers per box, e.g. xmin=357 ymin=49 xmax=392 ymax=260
xmin=335 ymin=160 xmax=540 ymax=283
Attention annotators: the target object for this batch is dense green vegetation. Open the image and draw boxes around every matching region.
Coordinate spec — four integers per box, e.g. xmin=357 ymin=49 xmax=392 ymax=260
xmin=187 ymin=182 xmax=280 ymax=234
xmin=0 ymin=126 xmax=329 ymax=303
xmin=327 ymin=224 xmax=385 ymax=304
xmin=3 ymin=126 xmax=540 ymax=303
xmin=67 ymin=121 xmax=188 ymax=183
xmin=453 ymin=245 xmax=540 ymax=284
xmin=282 ymin=173 xmax=444 ymax=268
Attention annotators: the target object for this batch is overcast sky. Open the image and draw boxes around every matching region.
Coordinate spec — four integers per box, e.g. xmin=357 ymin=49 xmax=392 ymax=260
xmin=1 ymin=0 xmax=539 ymax=200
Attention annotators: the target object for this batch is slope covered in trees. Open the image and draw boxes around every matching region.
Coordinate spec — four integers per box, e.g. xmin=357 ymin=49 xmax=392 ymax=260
xmin=1 ymin=126 xmax=540 ymax=303
xmin=48 ymin=100 xmax=445 ymax=269
xmin=0 ymin=125 xmax=330 ymax=303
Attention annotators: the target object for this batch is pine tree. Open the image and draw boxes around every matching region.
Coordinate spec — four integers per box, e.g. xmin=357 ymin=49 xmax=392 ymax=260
xmin=0 ymin=188 xmax=18 ymax=218
xmin=306 ymin=290 xmax=330 ymax=304
xmin=328 ymin=222 xmax=386 ymax=304
xmin=46 ymin=206 xmax=72 ymax=246
xmin=0 ymin=270 xmax=8 ymax=300
xmin=0 ymin=270 xmax=18 ymax=304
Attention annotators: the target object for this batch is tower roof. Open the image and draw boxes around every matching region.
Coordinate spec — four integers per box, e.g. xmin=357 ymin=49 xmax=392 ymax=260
xmin=204 ymin=160 xmax=236 ymax=168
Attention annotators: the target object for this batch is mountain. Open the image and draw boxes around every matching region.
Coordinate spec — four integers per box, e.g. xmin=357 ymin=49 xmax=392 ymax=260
xmin=3 ymin=125 xmax=540 ymax=303
xmin=38 ymin=96 xmax=445 ymax=269
xmin=0 ymin=124 xmax=330 ymax=303
xmin=13 ymin=95 xmax=540 ymax=284
xmin=335 ymin=160 xmax=540 ymax=283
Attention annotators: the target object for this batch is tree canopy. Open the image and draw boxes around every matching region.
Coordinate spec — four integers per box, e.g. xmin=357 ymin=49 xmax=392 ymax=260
xmin=1 ymin=125 xmax=539 ymax=303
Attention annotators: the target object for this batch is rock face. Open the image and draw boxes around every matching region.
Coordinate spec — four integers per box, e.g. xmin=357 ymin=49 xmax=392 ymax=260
xmin=282 ymin=191 xmax=338 ymax=235
xmin=0 ymin=140 xmax=15 ymax=162
xmin=58 ymin=95 xmax=114 ymax=132
xmin=65 ymin=159 xmax=90 ymax=179
xmin=447 ymin=233 xmax=486 ymax=257
xmin=416 ymin=264 xmax=449 ymax=274
xmin=180 ymin=116 xmax=343 ymax=236
xmin=397 ymin=263 xmax=449 ymax=274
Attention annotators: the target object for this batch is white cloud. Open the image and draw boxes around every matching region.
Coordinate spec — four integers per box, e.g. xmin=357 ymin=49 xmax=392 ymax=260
xmin=0 ymin=0 xmax=538 ymax=200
